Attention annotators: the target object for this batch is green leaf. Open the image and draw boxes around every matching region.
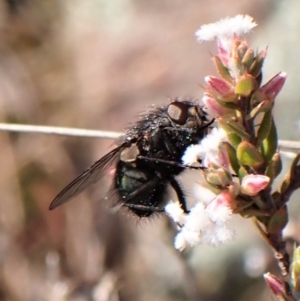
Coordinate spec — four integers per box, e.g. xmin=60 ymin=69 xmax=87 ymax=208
xmin=242 ymin=48 xmax=254 ymax=69
xmin=260 ymin=117 xmax=278 ymax=163
xmin=222 ymin=142 xmax=240 ymax=174
xmin=256 ymin=110 xmax=273 ymax=146
xmin=235 ymin=74 xmax=257 ymax=97
xmin=249 ymin=49 xmax=267 ymax=78
xmin=280 ymin=176 xmax=290 ymax=194
xmin=218 ymin=115 xmax=250 ymax=141
xmin=237 ymin=141 xmax=264 ymax=169
xmin=214 ymin=97 xmax=240 ymax=109
xmin=227 ymin=133 xmax=242 ymax=148
xmin=266 ymin=206 xmax=288 ymax=235
xmin=265 ymin=152 xmax=282 ymax=181
xmin=247 ymin=100 xmax=273 ymax=121
xmin=238 ymin=165 xmax=248 ymax=179
xmin=212 ymin=56 xmax=233 ymax=83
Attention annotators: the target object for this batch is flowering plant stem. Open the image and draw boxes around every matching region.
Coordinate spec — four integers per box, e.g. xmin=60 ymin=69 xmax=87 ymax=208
xmin=166 ymin=15 xmax=300 ymax=300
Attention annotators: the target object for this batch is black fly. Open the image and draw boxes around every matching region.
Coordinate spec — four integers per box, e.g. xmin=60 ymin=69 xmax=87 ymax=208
xmin=49 ymin=100 xmax=214 ymax=217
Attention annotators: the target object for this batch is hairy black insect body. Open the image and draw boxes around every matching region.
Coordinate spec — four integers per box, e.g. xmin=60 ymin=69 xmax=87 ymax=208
xmin=50 ymin=100 xmax=213 ymax=217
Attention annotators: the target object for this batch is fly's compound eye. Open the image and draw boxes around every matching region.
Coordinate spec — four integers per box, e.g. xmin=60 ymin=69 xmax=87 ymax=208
xmin=167 ymin=102 xmax=189 ymax=125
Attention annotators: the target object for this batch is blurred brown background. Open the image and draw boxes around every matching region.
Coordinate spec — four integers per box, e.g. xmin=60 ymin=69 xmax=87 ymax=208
xmin=0 ymin=0 xmax=300 ymax=300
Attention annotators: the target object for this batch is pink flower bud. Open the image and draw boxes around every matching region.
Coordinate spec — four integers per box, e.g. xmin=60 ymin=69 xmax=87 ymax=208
xmin=202 ymin=93 xmax=232 ymax=117
xmin=206 ymin=191 xmax=236 ymax=222
xmin=218 ymin=146 xmax=230 ymax=169
xmin=240 ymin=174 xmax=270 ymax=196
xmin=259 ymin=72 xmax=287 ymax=99
xmin=205 ymin=76 xmax=234 ymax=97
xmin=203 ymin=147 xmax=230 ymax=170
xmin=217 ymin=38 xmax=231 ymax=66
xmin=263 ymin=273 xmax=286 ymax=298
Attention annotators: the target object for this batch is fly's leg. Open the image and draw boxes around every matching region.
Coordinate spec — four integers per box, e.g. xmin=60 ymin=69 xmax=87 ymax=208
xmin=122 ymin=203 xmax=164 ymax=213
xmin=169 ymin=176 xmax=189 ymax=213
xmin=137 ymin=156 xmax=205 ymax=171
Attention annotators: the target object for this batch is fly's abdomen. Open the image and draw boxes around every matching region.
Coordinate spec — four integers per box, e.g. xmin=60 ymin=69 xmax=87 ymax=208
xmin=115 ymin=161 xmax=167 ymax=217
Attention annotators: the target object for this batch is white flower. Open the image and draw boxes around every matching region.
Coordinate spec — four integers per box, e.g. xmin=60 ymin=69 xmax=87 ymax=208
xmin=195 ymin=15 xmax=257 ymax=42
xmin=200 ymin=127 xmax=228 ymax=155
xmin=206 ymin=194 xmax=233 ymax=224
xmin=184 ymin=202 xmax=211 ymax=231
xmin=182 ymin=127 xmax=228 ymax=167
xmin=181 ymin=144 xmax=202 ymax=165
xmin=174 ymin=232 xmax=188 ymax=251
xmin=166 ymin=194 xmax=234 ymax=250
xmin=165 ymin=201 xmax=186 ymax=225
xmin=209 ymin=226 xmax=234 ymax=245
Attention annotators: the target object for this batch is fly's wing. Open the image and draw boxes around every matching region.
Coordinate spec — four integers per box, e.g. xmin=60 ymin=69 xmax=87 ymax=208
xmin=49 ymin=143 xmax=128 ymax=210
